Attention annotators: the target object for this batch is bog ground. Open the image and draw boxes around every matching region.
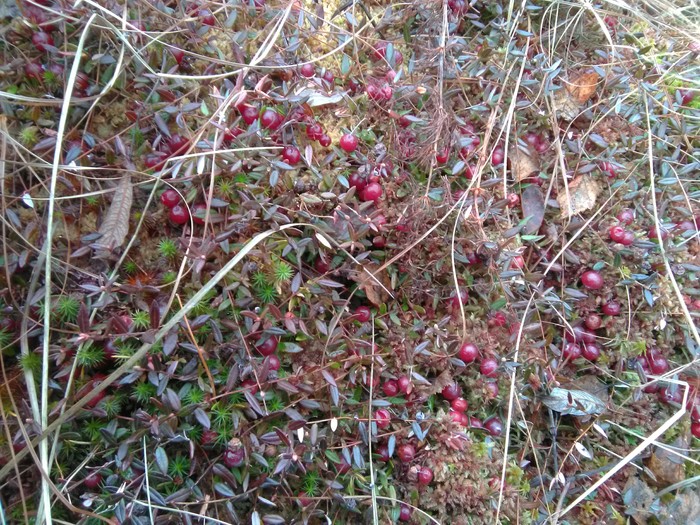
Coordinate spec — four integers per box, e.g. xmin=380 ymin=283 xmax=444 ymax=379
xmin=0 ymin=0 xmax=699 ymax=523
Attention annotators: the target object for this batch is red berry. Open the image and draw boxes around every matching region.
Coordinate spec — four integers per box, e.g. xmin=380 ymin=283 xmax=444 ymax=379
xmin=339 ymin=133 xmax=359 ymax=153
xmin=383 ymin=380 xmax=399 ymax=397
xmin=480 ymin=358 xmax=499 ymax=377
xmin=360 ymin=182 xmax=383 ymax=202
xmin=191 ymin=203 xmax=208 ymax=225
xmin=609 ymin=225 xmax=627 ymax=243
xmin=223 ymin=446 xmax=245 ymax=468
xmin=260 ymin=109 xmax=283 ymax=131
xmin=397 ymin=443 xmax=415 ymax=462
xmin=483 ymin=417 xmax=503 ymax=437
xmin=562 ymin=343 xmax=582 ymax=362
xmin=458 ymin=342 xmax=479 ymax=363
xmin=169 ymin=205 xmax=190 ymax=225
xmin=647 ymin=354 xmax=669 ymax=375
xmin=171 ymin=48 xmax=185 ymax=64
xmin=199 ymin=9 xmax=216 ymax=26
xmin=160 ymin=189 xmax=181 ymax=208
xmin=491 ymin=146 xmax=505 ymax=166
xmin=485 ymin=381 xmax=499 ymax=398
xmin=658 ymin=387 xmax=682 ymax=405
xmin=648 ymin=226 xmax=669 ymax=241
xmin=74 ymin=72 xmax=90 ymax=92
xmin=200 ymin=429 xmax=218 ymax=446
xmin=348 ymin=172 xmax=367 ymax=191
xmin=322 ymin=70 xmax=335 ymax=84
xmin=306 ymin=123 xmax=323 ymax=140
xmin=436 ymin=147 xmax=449 ymax=164
xmin=582 ymin=343 xmax=601 ymax=361
xmin=240 ymin=104 xmax=259 ymax=125
xmin=282 ymin=145 xmax=301 ymax=165
xmin=506 ymin=193 xmax=520 ymax=208
xmin=417 ymin=466 xmax=433 ymax=485
xmin=584 ymin=314 xmax=602 ymax=330
xmin=599 ymin=161 xmax=618 ymax=178
xmin=441 ymin=382 xmax=461 ymax=401
xmin=397 ymin=375 xmax=411 ymax=394
xmin=256 ymin=336 xmax=279 ymax=356
xmin=374 ymin=408 xmax=391 ymax=429
xmin=83 ymin=472 xmax=102 ymax=490
xmin=267 ymin=354 xmax=281 ymax=371
xmin=314 ymin=257 xmax=330 ymax=274
xmin=241 ymin=378 xmax=259 ymax=394
xmin=318 ymin=134 xmax=331 ymax=147
xmin=449 ymin=289 xmax=469 ymax=309
xmin=680 ymin=89 xmax=695 ymax=106
xmin=617 ymin=209 xmax=635 ymax=224
xmin=489 ymin=311 xmax=507 ymax=327
xmin=25 ymin=61 xmax=44 ymax=81
xmin=581 ymin=270 xmax=604 ymax=290
xmin=376 ymin=444 xmax=390 ymax=462
xmin=299 ymin=63 xmax=315 ymax=77
xmin=399 ymin=504 xmax=412 ymax=521
xmin=451 ymin=397 xmax=468 ymax=412
xmin=692 ymin=422 xmax=700 ymax=439
xmin=602 ymin=301 xmax=621 ymax=316
xmin=32 ymin=32 xmax=54 ymax=52
xmin=466 ymin=416 xmax=482 ymax=428
xmin=355 ymin=306 xmax=371 ymax=323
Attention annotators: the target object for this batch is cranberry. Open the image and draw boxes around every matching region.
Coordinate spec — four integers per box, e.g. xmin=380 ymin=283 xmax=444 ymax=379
xmin=74 ymin=72 xmax=90 ymax=92
xmin=318 ymin=134 xmax=332 ymax=147
xmin=355 ymin=306 xmax=371 ymax=323
xmin=322 ymin=70 xmax=335 ymax=84
xmin=617 ymin=209 xmax=635 ymax=224
xmin=436 ymin=147 xmax=449 ymax=164
xmin=160 ymin=189 xmax=181 ymax=208
xmin=267 ymin=354 xmax=281 ymax=371
xmin=489 ymin=311 xmax=507 ymax=327
xmin=417 ymin=466 xmax=433 ymax=485
xmin=584 ymin=314 xmax=602 ymax=330
xmin=25 ymin=61 xmax=44 ymax=81
xmin=449 ymin=289 xmax=468 ymax=309
xmin=375 ymin=408 xmax=391 ymax=429
xmin=648 ymin=227 xmax=669 ymax=241
xmin=223 ymin=127 xmax=243 ymax=143
xmin=692 ymin=422 xmax=700 ymax=439
xmin=360 ymin=182 xmax=383 ymax=202
xmin=582 ymin=343 xmax=601 ymax=361
xmin=169 ymin=205 xmax=190 ymax=225
xmin=366 ymin=83 xmax=380 ymax=100
xmin=260 ymin=109 xmax=283 ymax=131
xmin=282 ymin=145 xmax=301 ymax=165
xmin=485 ymin=382 xmax=499 ymax=398
xmin=339 ymin=133 xmax=359 ymax=153
xmin=83 ymin=472 xmax=102 ymax=490
xmin=306 ymin=123 xmax=323 ymax=140
xmin=602 ymin=301 xmax=621 ymax=316
xmin=658 ymin=387 xmax=682 ymax=405
xmin=383 ymin=380 xmax=399 ymax=397
xmin=483 ymin=417 xmax=503 ymax=437
xmin=564 ymin=325 xmax=595 ymax=344
xmin=397 ymin=375 xmax=411 ymax=394
xmin=458 ymin=342 xmax=479 ymax=363
xmin=680 ymin=89 xmax=695 ymax=106
xmin=562 ymin=343 xmax=582 ymax=362
xmin=376 ymin=444 xmax=391 ymax=462
xmin=314 ymin=257 xmax=330 ymax=274
xmin=240 ymin=104 xmax=259 ymax=125
xmin=506 ymin=193 xmax=520 ymax=208
xmin=191 ymin=203 xmax=208 ymax=225
xmin=380 ymin=83 xmax=393 ymax=100
xmin=241 ymin=378 xmax=259 ymax=394
xmin=451 ymin=397 xmax=468 ymax=412
xmin=348 ymin=172 xmax=367 ymax=191
xmin=398 ymin=115 xmax=412 ymax=128
xmin=480 ymin=358 xmax=499 ymax=377
xmin=647 ymin=354 xmax=669 ymax=375
xmin=199 ymin=9 xmax=216 ymax=25
xmin=171 ymin=48 xmax=185 ymax=64
xmin=441 ymin=382 xmax=461 ymax=401
xmin=580 ymin=270 xmax=604 ymax=290
xmin=609 ymin=226 xmax=628 ymax=243
xmin=399 ymin=504 xmax=413 ymax=521
xmin=491 ymin=146 xmax=505 ymax=166
xmin=223 ymin=446 xmax=245 ymax=468
xmin=599 ymin=161 xmax=618 ymax=178
xmin=372 ymin=236 xmax=386 ymax=248
xmin=466 ymin=416 xmax=482 ymax=428
xmin=299 ymin=63 xmax=315 ymax=77
xmin=256 ymin=336 xmax=279 ymax=356
xmin=336 ymin=459 xmax=351 ymax=474
xmin=397 ymin=443 xmax=415 ymax=462
xmin=200 ymin=429 xmax=218 ymax=446
xmin=32 ymin=32 xmax=54 ymax=52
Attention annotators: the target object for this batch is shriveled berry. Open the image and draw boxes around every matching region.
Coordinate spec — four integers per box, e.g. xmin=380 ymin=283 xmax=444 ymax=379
xmin=223 ymin=446 xmax=245 ymax=468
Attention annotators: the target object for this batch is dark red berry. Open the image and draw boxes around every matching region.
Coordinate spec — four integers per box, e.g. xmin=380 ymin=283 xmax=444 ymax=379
xmin=199 ymin=9 xmax=216 ymax=25
xmin=562 ymin=343 xmax=582 ymax=362
xmin=348 ymin=172 xmax=366 ymax=191
xmin=582 ymin=343 xmax=601 ymax=361
xmin=480 ymin=358 xmax=499 ymax=377
xmin=281 ymin=145 xmax=301 ymax=165
xmin=441 ymin=382 xmax=461 ymax=401
xmin=74 ymin=72 xmax=90 ymax=92
xmin=491 ymin=146 xmax=505 ymax=166
xmin=647 ymin=353 xmax=669 ymax=375
xmin=160 ymin=189 xmax=181 ymax=208
xmin=617 ymin=209 xmax=635 ymax=224
xmin=397 ymin=443 xmax=415 ymax=462
xmin=382 ymin=380 xmax=399 ymax=397
xmin=360 ymin=182 xmax=383 ymax=202
xmin=485 ymin=382 xmax=499 ymax=398
xmin=397 ymin=375 xmax=411 ymax=394
xmin=32 ymin=32 xmax=54 ymax=52
xmin=260 ymin=109 xmax=283 ymax=131
xmin=609 ymin=226 xmax=627 ymax=243
xmin=322 ymin=70 xmax=334 ymax=84
xmin=306 ymin=123 xmax=323 ymax=140
xmin=223 ymin=446 xmax=245 ymax=468
xmin=299 ymin=63 xmax=315 ymax=77
xmin=191 ymin=203 xmax=208 ymax=225
xmin=451 ymin=397 xmax=468 ymax=412
xmin=436 ymin=147 xmax=449 ymax=164
xmin=169 ymin=205 xmax=190 ymax=225
xmin=200 ymin=429 xmax=218 ymax=446
xmin=467 ymin=416 xmax=482 ymax=428
xmin=483 ymin=417 xmax=503 ymax=437
xmin=318 ymin=134 xmax=331 ymax=147
xmin=375 ymin=408 xmax=391 ymax=429
xmin=171 ymin=48 xmax=185 ymax=64
xmin=692 ymin=422 xmax=700 ymax=439
xmin=339 ymin=133 xmax=359 ymax=153
xmin=314 ymin=257 xmax=330 ymax=273
xmin=240 ymin=104 xmax=259 ymax=125
xmin=584 ymin=314 xmax=602 ymax=330
xmin=399 ymin=504 xmax=412 ymax=522
xmin=417 ymin=466 xmax=433 ymax=485
xmin=355 ymin=306 xmax=371 ymax=323
xmin=267 ymin=354 xmax=281 ymax=371
xmin=83 ymin=472 xmax=102 ymax=490
xmin=458 ymin=342 xmax=479 ymax=363
xmin=449 ymin=289 xmax=468 ymax=310
xmin=581 ymin=270 xmax=604 ymax=290
xmin=658 ymin=386 xmax=682 ymax=405
xmin=256 ymin=336 xmax=279 ymax=356
xmin=25 ymin=61 xmax=44 ymax=80
xmin=602 ymin=301 xmax=621 ymax=316
xmin=376 ymin=444 xmax=391 ymax=462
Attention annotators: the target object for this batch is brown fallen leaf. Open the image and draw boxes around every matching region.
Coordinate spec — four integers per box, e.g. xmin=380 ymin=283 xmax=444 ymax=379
xmin=566 ymin=71 xmax=600 ymax=105
xmin=646 ymin=437 xmax=687 ymax=487
xmin=521 ymin=185 xmax=545 ymax=234
xmin=509 ymin=145 xmax=539 ymax=182
xmin=557 ymin=176 xmax=602 ymax=218
xmin=96 ymin=174 xmax=132 ymax=249
xmin=351 ymin=263 xmax=393 ymax=307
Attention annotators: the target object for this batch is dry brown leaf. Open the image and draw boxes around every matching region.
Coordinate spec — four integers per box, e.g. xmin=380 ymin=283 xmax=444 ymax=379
xmin=566 ymin=71 xmax=600 ymax=105
xmin=97 ymin=174 xmax=132 ymax=249
xmin=509 ymin=145 xmax=539 ymax=182
xmin=557 ymin=176 xmax=602 ymax=218
xmin=646 ymin=437 xmax=687 ymax=486
xmin=351 ymin=263 xmax=393 ymax=307
xmin=521 ymin=185 xmax=545 ymax=234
